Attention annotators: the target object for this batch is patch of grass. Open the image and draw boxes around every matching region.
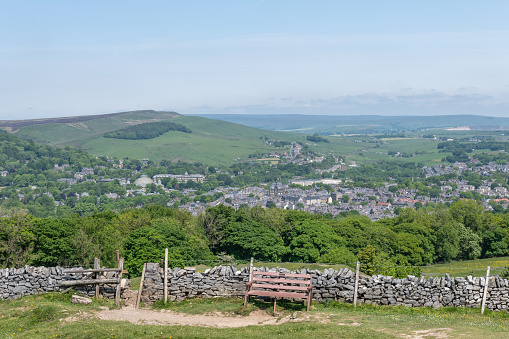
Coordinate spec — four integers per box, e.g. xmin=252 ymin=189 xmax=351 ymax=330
xmin=26 ymin=305 xmax=60 ymax=324
xmin=421 ymin=256 xmax=509 ymax=277
xmin=130 ymin=276 xmax=141 ymax=291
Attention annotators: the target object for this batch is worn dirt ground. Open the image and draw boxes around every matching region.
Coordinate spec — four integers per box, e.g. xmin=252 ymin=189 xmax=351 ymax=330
xmin=94 ymin=306 xmax=367 ymax=328
xmin=96 ymin=307 xmax=281 ymax=327
xmin=93 ymin=307 xmax=454 ymax=337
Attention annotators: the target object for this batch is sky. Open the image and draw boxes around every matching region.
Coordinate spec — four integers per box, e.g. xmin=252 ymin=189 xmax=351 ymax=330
xmin=1 ymin=0 xmax=509 ymax=120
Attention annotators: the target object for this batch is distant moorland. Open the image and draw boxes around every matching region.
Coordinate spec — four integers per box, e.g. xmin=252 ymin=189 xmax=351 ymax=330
xmin=4 ymin=110 xmax=509 ymax=166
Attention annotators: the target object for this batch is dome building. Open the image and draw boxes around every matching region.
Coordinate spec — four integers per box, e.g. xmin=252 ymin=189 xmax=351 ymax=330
xmin=134 ymin=175 xmax=154 ymax=187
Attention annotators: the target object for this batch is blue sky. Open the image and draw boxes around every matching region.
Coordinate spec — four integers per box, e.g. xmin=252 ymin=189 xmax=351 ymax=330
xmin=1 ymin=0 xmax=508 ymax=119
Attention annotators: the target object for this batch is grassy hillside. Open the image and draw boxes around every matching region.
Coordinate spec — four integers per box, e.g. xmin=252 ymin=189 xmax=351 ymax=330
xmin=7 ymin=110 xmax=504 ymax=166
xmin=9 ymin=111 xmax=309 ymax=164
xmin=11 ymin=110 xmax=180 ymax=148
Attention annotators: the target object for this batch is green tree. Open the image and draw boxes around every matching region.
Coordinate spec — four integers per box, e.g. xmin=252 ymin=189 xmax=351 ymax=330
xmin=124 ymin=219 xmax=213 ymax=277
xmin=222 ymin=220 xmax=288 ymax=261
xmin=319 ymin=247 xmax=357 ymax=265
xmin=357 ymin=244 xmax=378 ymax=276
xmin=0 ymin=210 xmax=35 ymax=268
xmin=289 ymin=220 xmax=345 ymax=262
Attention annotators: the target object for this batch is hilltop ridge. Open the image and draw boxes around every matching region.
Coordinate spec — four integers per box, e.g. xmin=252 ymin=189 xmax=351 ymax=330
xmin=0 ymin=110 xmax=180 ymax=131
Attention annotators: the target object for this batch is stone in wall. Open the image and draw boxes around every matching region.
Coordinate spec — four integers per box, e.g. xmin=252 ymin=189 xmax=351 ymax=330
xmin=0 ymin=265 xmax=129 ymax=300
xmin=139 ymin=263 xmax=509 ymax=312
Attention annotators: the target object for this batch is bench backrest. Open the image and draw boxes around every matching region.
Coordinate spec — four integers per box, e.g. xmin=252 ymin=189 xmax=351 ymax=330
xmin=251 ymin=271 xmax=312 ymax=286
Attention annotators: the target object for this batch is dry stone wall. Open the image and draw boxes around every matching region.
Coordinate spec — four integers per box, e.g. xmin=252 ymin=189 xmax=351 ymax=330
xmin=141 ymin=263 xmax=509 ymax=311
xmin=0 ymin=265 xmax=129 ymax=300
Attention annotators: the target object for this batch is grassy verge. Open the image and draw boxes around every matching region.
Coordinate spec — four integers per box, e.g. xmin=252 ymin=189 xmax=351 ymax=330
xmin=3 ymin=293 xmax=509 ymax=338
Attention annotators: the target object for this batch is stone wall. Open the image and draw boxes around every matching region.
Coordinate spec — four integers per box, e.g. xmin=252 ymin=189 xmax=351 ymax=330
xmin=141 ymin=264 xmax=509 ymax=311
xmin=0 ymin=265 xmax=129 ymax=300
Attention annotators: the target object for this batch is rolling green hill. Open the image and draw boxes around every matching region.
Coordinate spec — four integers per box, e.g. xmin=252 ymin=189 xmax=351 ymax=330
xmin=4 ymin=110 xmax=503 ymax=166
xmin=3 ymin=111 xmax=312 ymax=164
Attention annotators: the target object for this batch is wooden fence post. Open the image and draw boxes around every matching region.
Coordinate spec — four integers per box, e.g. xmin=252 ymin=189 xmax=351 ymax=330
xmin=164 ymin=248 xmax=168 ymax=304
xmin=94 ymin=258 xmax=100 ymax=299
xmin=249 ymin=257 xmax=254 ymax=282
xmin=115 ymin=257 xmax=124 ymax=306
xmin=481 ymin=266 xmax=491 ymax=314
xmin=116 ymin=250 xmax=120 ymax=266
xmin=136 ymin=263 xmax=147 ymax=309
xmin=353 ymin=261 xmax=360 ymax=308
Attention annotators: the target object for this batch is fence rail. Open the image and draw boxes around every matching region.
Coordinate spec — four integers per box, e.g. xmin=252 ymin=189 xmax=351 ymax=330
xmin=59 ymin=255 xmax=125 ymax=306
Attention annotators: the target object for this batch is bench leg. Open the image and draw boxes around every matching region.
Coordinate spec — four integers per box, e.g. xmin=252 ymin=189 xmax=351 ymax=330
xmin=244 ymin=293 xmax=249 ymax=307
xmin=273 ymin=297 xmax=277 ymax=314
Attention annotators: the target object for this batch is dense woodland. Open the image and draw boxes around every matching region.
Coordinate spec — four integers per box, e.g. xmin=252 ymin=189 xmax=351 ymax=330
xmin=306 ymin=134 xmax=330 ymax=143
xmin=438 ymin=140 xmax=509 ymax=163
xmin=103 ymin=121 xmax=191 ymax=140
xmin=2 ymin=201 xmax=509 ymax=278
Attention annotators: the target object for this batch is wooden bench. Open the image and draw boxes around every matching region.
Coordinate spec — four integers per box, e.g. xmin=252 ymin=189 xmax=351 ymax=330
xmin=244 ymin=271 xmax=313 ymax=312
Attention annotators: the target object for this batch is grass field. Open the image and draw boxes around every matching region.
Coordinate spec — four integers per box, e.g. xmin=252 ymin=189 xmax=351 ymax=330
xmin=13 ymin=113 xmax=305 ymax=164
xmin=10 ymin=110 xmax=508 ymax=166
xmin=421 ymin=257 xmax=509 ymax=277
xmin=3 ymin=292 xmax=509 ymax=338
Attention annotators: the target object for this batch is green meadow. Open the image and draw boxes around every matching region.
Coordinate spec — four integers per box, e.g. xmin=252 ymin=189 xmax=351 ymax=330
xmin=10 ymin=111 xmax=507 ymax=166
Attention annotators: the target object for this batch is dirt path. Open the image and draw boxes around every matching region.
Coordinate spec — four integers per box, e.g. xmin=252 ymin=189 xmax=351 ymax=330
xmin=96 ymin=307 xmax=285 ymax=328
xmin=94 ymin=307 xmax=451 ymax=338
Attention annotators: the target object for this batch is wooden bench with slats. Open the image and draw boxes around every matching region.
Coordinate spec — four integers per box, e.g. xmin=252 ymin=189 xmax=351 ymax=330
xmin=243 ymin=271 xmax=313 ymax=312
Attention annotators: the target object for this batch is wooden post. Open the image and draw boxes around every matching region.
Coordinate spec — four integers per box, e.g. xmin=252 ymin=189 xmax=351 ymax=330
xmin=115 ymin=257 xmax=124 ymax=306
xmin=94 ymin=258 xmax=100 ymax=299
xmin=353 ymin=261 xmax=360 ymax=309
xmin=249 ymin=257 xmax=254 ymax=282
xmin=481 ymin=266 xmax=491 ymax=314
xmin=164 ymin=248 xmax=168 ymax=304
xmin=116 ymin=250 xmax=120 ymax=266
xmin=136 ymin=263 xmax=147 ymax=309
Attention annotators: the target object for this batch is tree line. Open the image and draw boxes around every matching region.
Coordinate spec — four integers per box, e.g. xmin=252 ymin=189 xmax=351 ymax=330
xmin=103 ymin=121 xmax=192 ymax=140
xmin=2 ymin=200 xmax=509 ymax=278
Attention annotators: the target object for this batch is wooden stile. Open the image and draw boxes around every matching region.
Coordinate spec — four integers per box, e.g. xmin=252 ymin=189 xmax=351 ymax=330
xmin=60 ymin=278 xmax=120 ymax=287
xmin=62 ymin=268 xmax=122 ymax=274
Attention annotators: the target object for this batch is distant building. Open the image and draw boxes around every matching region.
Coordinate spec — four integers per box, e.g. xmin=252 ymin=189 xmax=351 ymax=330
xmin=134 ymin=175 xmax=154 ymax=187
xmin=270 ymin=183 xmax=289 ymax=196
xmin=153 ymin=173 xmax=205 ymax=183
